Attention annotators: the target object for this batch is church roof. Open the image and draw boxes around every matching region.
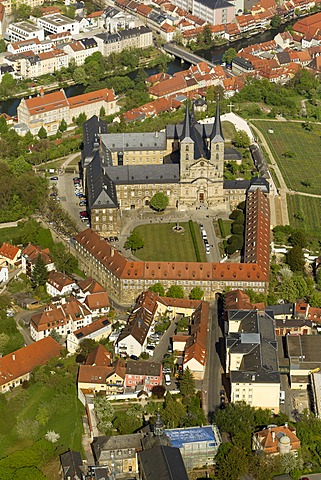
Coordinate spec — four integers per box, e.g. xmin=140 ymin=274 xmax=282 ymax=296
xmin=86 ymin=150 xmax=118 ymax=209
xmin=105 ymin=164 xmax=179 ymax=184
xmin=179 ymin=104 xmax=210 ymax=160
xmin=210 ymin=102 xmax=224 ymax=142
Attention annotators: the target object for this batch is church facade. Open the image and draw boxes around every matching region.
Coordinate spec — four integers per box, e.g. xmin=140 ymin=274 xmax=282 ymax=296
xmin=81 ymin=104 xmax=259 ymax=236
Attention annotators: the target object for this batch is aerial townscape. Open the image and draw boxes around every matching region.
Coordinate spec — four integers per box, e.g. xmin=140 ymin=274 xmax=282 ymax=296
xmin=3 ymin=0 xmax=321 ymax=479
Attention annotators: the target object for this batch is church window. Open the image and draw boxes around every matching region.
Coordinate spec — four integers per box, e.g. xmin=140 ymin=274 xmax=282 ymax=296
xmin=186 ymin=155 xmax=189 ymax=160
xmin=186 ymin=145 xmax=189 ymax=151
xmin=216 ymin=144 xmax=219 ymax=150
xmin=216 ymin=154 xmax=219 ymax=160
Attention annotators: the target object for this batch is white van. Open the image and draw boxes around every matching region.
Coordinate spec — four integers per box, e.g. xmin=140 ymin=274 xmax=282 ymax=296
xmin=280 ymin=390 xmax=285 ymax=404
xmin=165 ymin=374 xmax=171 ymax=386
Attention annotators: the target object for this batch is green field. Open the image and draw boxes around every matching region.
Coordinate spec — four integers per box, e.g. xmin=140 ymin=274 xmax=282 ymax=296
xmin=133 ymin=222 xmax=206 ymax=262
xmin=287 ymin=194 xmax=321 ymax=237
xmin=222 ymin=121 xmax=236 ymax=140
xmin=253 ymin=120 xmax=321 ymax=195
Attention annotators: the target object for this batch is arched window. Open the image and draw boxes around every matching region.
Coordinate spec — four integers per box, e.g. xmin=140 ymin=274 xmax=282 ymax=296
xmin=186 ymin=145 xmax=189 ymax=151
xmin=216 ymin=144 xmax=219 ymax=151
xmin=216 ymin=153 xmax=219 ymax=160
xmin=186 ymin=154 xmax=189 ymax=161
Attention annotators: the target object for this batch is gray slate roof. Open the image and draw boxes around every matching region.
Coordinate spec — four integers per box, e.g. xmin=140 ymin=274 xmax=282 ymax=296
xmin=101 ymin=132 xmax=166 ymax=151
xmin=227 ymin=310 xmax=280 ymax=384
xmin=105 ymin=164 xmax=179 ymax=184
xmin=138 ymin=446 xmax=189 ymax=480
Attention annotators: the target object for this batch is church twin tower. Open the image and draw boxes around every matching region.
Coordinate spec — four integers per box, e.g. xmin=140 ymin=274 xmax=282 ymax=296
xmin=178 ymin=102 xmax=225 ymax=209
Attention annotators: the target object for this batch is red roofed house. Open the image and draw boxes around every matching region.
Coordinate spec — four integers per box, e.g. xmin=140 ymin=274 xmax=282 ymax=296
xmin=21 ymin=243 xmax=55 ymax=278
xmin=30 ymin=296 xmax=92 ymax=341
xmin=125 ymin=360 xmax=162 ymax=392
xmin=78 ymin=345 xmax=126 ymax=399
xmin=67 ymin=317 xmax=112 ymax=353
xmin=17 ymin=87 xmax=119 ymax=135
xmin=46 ymin=271 xmax=77 ymax=297
xmin=0 ymin=337 xmax=61 ymax=393
xmin=253 ymin=425 xmax=300 ymax=456
xmin=0 ymin=242 xmax=21 ymax=267
xmin=77 ymin=277 xmax=110 ymax=316
xmin=183 ymin=302 xmax=209 ymax=379
xmin=0 ymin=4 xmax=6 ymax=37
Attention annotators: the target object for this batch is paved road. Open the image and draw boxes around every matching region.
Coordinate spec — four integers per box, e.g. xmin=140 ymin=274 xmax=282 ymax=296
xmin=203 ymin=300 xmax=223 ymax=421
xmin=147 ymin=315 xmax=178 ymax=363
xmin=163 ymin=43 xmax=216 ymax=68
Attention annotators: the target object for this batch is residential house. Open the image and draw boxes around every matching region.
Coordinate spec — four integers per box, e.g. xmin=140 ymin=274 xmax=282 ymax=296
xmin=92 ymin=433 xmax=143 ymax=474
xmin=94 ymin=26 xmax=152 ymax=57
xmin=17 ymin=87 xmax=118 ymax=134
xmin=78 ymin=344 xmax=126 ymax=398
xmin=60 ymin=450 xmax=85 ymax=480
xmin=62 ymin=38 xmax=99 ymax=66
xmin=125 ymin=360 xmax=162 ymax=392
xmin=36 ymin=13 xmax=80 ymax=35
xmin=286 ymin=334 xmax=321 ymax=389
xmin=67 ymin=317 xmax=112 ymax=353
xmin=30 ymin=296 xmax=92 ymax=341
xmin=5 ymin=20 xmax=44 ymax=42
xmin=46 ymin=271 xmax=77 ymax=297
xmin=226 ymin=308 xmax=280 ymax=412
xmin=274 ymin=31 xmax=294 ymax=49
xmin=76 ymin=277 xmax=110 ymax=316
xmin=0 ymin=336 xmax=61 ymax=393
xmin=183 ymin=301 xmax=208 ymax=379
xmin=7 ymin=37 xmax=54 ymax=54
xmin=103 ymin=5 xmax=138 ymax=33
xmin=21 ymin=243 xmax=55 ymax=277
xmin=253 ymin=425 xmax=301 ymax=456
xmin=0 ymin=266 xmax=8 ymax=284
xmin=0 ymin=242 xmax=21 ymax=267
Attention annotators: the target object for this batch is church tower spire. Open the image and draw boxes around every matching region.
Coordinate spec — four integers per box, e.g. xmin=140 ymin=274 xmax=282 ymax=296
xmin=181 ymin=103 xmax=192 ymax=141
xmin=154 ymin=412 xmax=164 ymax=436
xmin=211 ymin=100 xmax=224 ymax=142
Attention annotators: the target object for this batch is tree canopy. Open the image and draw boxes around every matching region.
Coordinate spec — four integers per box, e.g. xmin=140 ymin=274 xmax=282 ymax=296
xmin=124 ymin=231 xmax=144 ymax=253
xmin=150 ymin=192 xmax=169 ymax=212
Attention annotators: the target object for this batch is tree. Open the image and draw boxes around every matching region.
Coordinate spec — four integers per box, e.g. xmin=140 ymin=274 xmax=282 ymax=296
xmin=99 ymin=106 xmax=106 ymax=117
xmin=179 ymin=367 xmax=195 ymax=398
xmin=73 ymin=66 xmax=86 ymax=84
xmin=0 ymin=73 xmax=17 ymax=98
xmin=45 ymin=430 xmax=60 ymax=443
xmin=51 ymin=242 xmax=77 ymax=275
xmin=0 ymin=39 xmax=6 ymax=53
xmin=162 ymin=392 xmax=186 ymax=428
xmin=232 ymin=130 xmax=251 ymax=148
xmin=150 ymin=192 xmax=169 ymax=212
xmin=215 ymin=443 xmax=248 ymax=480
xmin=124 ymin=231 xmax=144 ymax=253
xmin=270 ymin=15 xmax=282 ymax=28
xmin=149 ymin=282 xmax=165 ymax=296
xmin=202 ymin=24 xmax=212 ymax=45
xmin=289 ymin=229 xmax=307 ymax=248
xmin=59 ymin=119 xmax=67 ymax=132
xmin=189 ymin=286 xmax=204 ymax=300
xmin=78 ymin=338 xmax=98 ymax=356
xmin=12 ymin=3 xmax=31 ymax=20
xmin=37 ymin=126 xmax=47 ymax=139
xmin=166 ymin=285 xmax=184 ymax=298
xmin=0 ymin=116 xmax=8 ymax=134
xmin=222 ymin=48 xmax=237 ymax=65
xmin=287 ymin=245 xmax=305 ymax=273
xmin=49 ymin=329 xmax=61 ymax=343
xmin=151 ymin=385 xmax=166 ymax=398
xmin=74 ymin=112 xmax=87 ymax=127
xmin=31 ymin=255 xmax=49 ymax=289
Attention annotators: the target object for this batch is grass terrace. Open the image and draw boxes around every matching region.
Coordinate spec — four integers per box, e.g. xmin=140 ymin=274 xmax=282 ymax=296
xmin=222 ymin=121 xmax=236 ymax=140
xmin=253 ymin=120 xmax=321 ymax=195
xmin=287 ymin=194 xmax=321 ymax=238
xmin=132 ymin=221 xmax=206 ymax=262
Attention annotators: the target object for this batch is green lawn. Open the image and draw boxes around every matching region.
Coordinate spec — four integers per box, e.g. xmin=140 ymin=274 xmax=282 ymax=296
xmin=222 ymin=121 xmax=236 ymax=140
xmin=287 ymin=194 xmax=321 ymax=237
xmin=253 ymin=120 xmax=321 ymax=195
xmin=133 ymin=222 xmax=206 ymax=262
xmin=0 ymin=224 xmax=54 ymax=250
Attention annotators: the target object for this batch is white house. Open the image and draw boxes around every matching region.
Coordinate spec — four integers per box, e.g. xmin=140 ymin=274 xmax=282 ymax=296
xmin=46 ymin=271 xmax=77 ymax=297
xmin=30 ymin=297 xmax=92 ymax=341
xmin=5 ymin=21 xmax=44 ymax=42
xmin=67 ymin=317 xmax=112 ymax=353
xmin=36 ymin=14 xmax=80 ymax=35
xmin=76 ymin=277 xmax=110 ymax=317
xmin=0 ymin=266 xmax=9 ymax=284
xmin=21 ymin=243 xmax=55 ymax=277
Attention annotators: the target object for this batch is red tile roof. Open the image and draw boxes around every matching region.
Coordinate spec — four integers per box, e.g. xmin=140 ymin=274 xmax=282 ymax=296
xmin=84 ymin=291 xmax=110 ymax=310
xmin=24 ymin=90 xmax=68 ymax=116
xmin=22 ymin=243 xmax=52 ymax=266
xmin=86 ymin=344 xmax=112 ymax=366
xmin=68 ymin=88 xmax=116 ymax=109
xmin=254 ymin=425 xmax=300 ymax=454
xmin=0 ymin=337 xmax=61 ymax=388
xmin=73 ymin=317 xmax=111 ymax=339
xmin=47 ymin=271 xmax=75 ymax=291
xmin=78 ymin=277 xmax=105 ymax=294
xmin=0 ymin=242 xmax=20 ymax=261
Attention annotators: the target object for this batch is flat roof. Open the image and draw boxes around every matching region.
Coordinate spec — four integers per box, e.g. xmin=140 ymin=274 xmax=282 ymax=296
xmin=164 ymin=426 xmax=218 ymax=448
xmin=38 ymin=14 xmax=76 ymax=26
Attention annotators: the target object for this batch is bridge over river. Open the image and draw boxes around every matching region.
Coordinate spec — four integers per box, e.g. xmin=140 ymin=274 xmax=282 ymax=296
xmin=163 ymin=43 xmax=216 ymax=68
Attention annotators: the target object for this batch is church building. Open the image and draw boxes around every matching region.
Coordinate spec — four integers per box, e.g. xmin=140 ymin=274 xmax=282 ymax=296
xmin=81 ymin=103 xmax=265 ymax=236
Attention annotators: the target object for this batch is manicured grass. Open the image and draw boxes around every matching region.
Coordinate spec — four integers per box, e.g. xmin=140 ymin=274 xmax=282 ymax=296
xmin=0 ymin=224 xmax=54 ymax=250
xmin=287 ymin=194 xmax=321 ymax=238
xmin=217 ymin=219 xmax=232 ymax=238
xmin=253 ymin=120 xmax=321 ymax=195
xmin=133 ymin=222 xmax=206 ymax=262
xmin=222 ymin=121 xmax=236 ymax=140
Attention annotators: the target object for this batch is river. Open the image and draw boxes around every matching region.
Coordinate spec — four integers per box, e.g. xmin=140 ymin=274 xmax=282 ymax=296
xmin=0 ymin=23 xmax=291 ymax=116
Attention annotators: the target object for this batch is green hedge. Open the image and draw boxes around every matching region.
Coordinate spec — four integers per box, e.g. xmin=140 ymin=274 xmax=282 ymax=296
xmin=218 ymin=218 xmax=226 ymax=238
xmin=188 ymin=220 xmax=201 ymax=262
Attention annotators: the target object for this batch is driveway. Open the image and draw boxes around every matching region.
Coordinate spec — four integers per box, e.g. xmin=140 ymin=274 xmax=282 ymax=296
xmin=148 ymin=315 xmax=179 ymax=363
xmin=56 ymin=172 xmax=87 ymax=232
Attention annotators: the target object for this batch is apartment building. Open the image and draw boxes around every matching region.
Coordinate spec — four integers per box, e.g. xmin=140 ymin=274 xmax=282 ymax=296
xmin=5 ymin=21 xmax=44 ymax=42
xmin=7 ymin=38 xmax=54 ymax=55
xmin=94 ymin=25 xmax=152 ymax=57
xmin=36 ymin=13 xmax=80 ymax=35
xmin=17 ymin=87 xmax=118 ymax=134
xmin=67 ymin=317 xmax=112 ymax=353
xmin=62 ymin=37 xmax=98 ymax=66
xmin=17 ymin=49 xmax=69 ymax=78
xmin=226 ymin=308 xmax=280 ymax=413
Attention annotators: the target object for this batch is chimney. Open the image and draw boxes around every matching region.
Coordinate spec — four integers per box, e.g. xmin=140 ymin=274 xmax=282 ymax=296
xmin=110 ymin=248 xmax=114 ymax=257
xmin=285 ymin=422 xmax=288 ymax=429
xmin=272 ymin=431 xmax=275 ymax=442
xmin=12 ymin=354 xmax=15 ymax=361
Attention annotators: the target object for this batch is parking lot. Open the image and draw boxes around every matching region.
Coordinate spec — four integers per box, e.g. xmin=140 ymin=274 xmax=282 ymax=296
xmin=53 ymin=173 xmax=87 ymax=231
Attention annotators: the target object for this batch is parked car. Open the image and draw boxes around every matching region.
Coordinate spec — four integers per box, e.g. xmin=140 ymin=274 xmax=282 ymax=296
xmin=130 ymin=355 xmax=139 ymax=361
xmin=73 ymin=177 xmax=81 ymax=181
xmin=50 ymin=176 xmax=58 ymax=180
xmin=79 ymin=200 xmax=87 ymax=206
xmin=50 ymin=193 xmax=57 ymax=197
xmin=206 ymin=245 xmax=210 ymax=255
xmin=76 ymin=192 xmax=84 ymax=197
xmin=79 ymin=211 xmax=88 ymax=217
